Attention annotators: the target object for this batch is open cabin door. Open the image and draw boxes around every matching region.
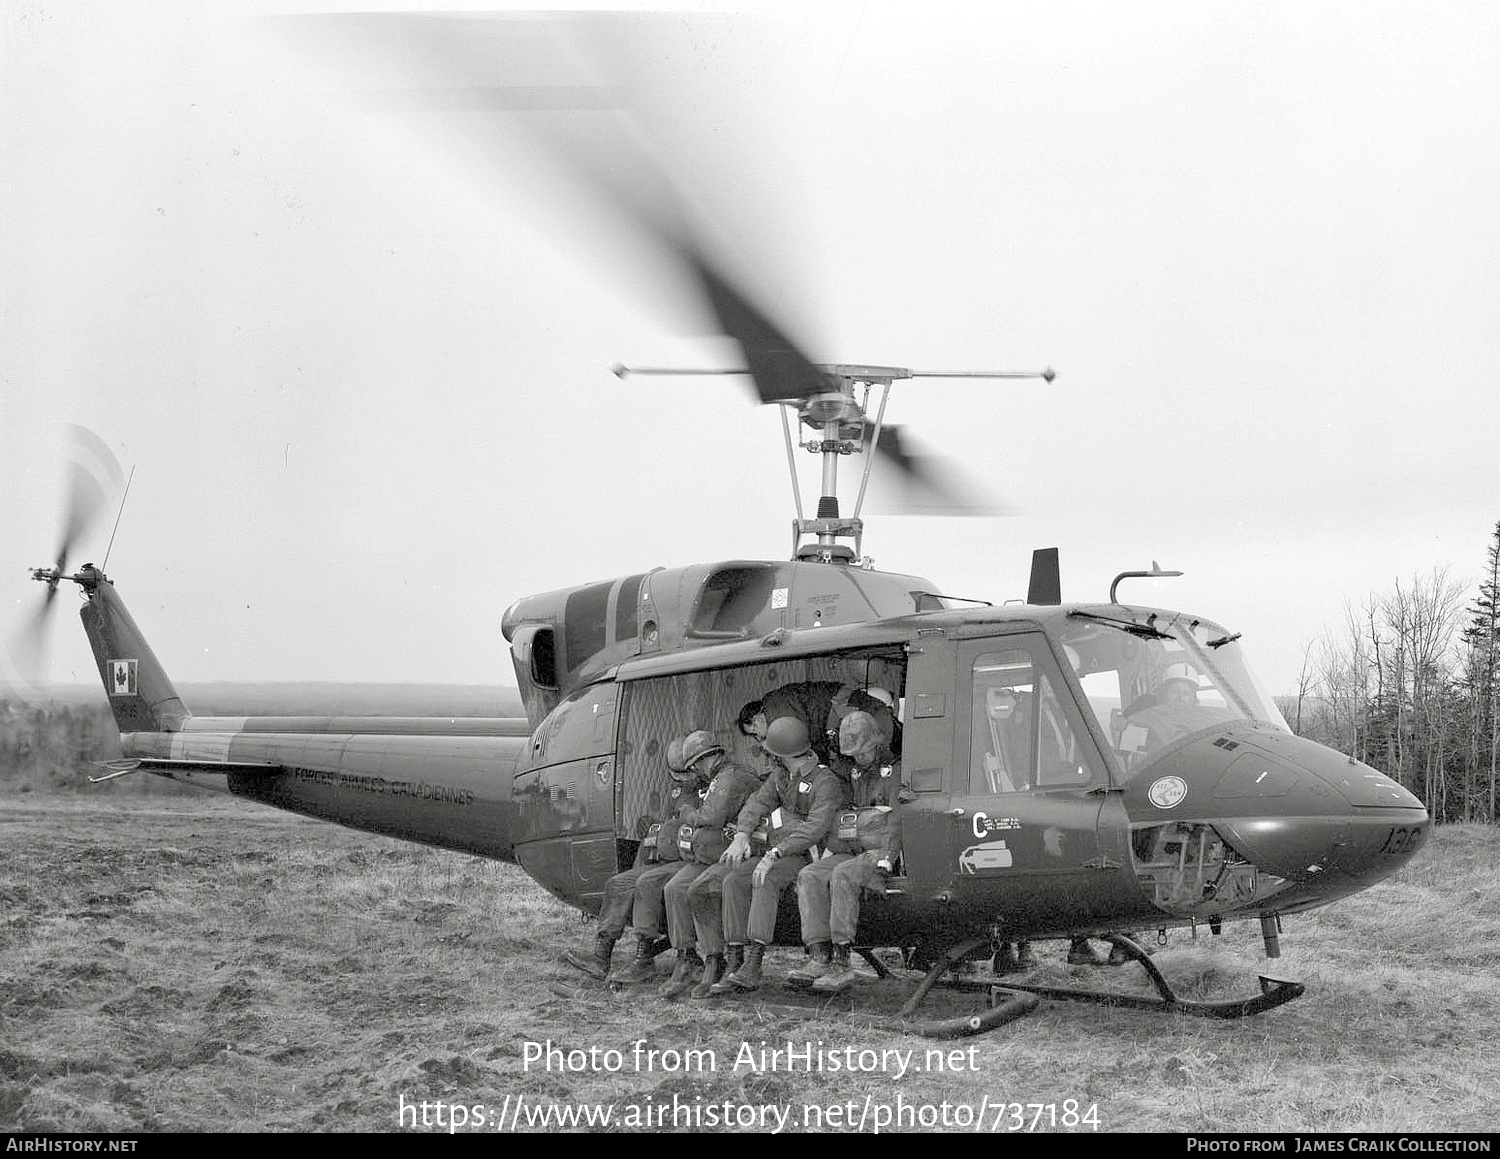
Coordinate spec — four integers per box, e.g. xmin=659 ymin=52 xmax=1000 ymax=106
xmin=900 ymin=629 xmax=1135 ymax=935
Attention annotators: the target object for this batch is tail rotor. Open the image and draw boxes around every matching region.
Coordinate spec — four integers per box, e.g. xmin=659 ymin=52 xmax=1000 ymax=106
xmin=6 ymin=426 xmax=126 ymax=699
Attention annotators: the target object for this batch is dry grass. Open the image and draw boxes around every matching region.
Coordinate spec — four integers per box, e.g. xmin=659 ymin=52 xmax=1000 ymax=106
xmin=1 ymin=796 xmax=1495 ymax=1134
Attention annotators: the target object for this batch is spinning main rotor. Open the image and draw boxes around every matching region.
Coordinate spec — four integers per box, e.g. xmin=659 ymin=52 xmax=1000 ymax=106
xmin=616 ymin=362 xmax=1057 ymax=561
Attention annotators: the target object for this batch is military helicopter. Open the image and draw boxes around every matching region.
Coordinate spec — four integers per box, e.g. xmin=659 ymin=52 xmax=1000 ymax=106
xmin=22 ymin=14 xmax=1432 ymax=1038
xmin=25 ymin=352 xmax=1430 ymax=1036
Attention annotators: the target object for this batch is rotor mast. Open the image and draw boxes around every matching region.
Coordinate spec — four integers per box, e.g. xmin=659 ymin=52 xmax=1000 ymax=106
xmin=786 ymin=365 xmax=1055 ymax=564
xmin=613 ymin=361 xmax=1056 ymax=564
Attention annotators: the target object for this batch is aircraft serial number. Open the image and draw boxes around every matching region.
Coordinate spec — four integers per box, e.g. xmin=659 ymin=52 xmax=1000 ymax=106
xmin=1380 ymin=826 xmax=1423 ymax=856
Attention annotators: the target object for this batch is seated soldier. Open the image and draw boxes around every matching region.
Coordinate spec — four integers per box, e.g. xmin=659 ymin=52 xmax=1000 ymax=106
xmin=791 ymin=710 xmax=908 ymax=993
xmin=689 ymin=716 xmax=843 ymax=996
xmin=610 ymin=731 xmax=732 ymax=984
xmin=825 ymin=683 xmax=903 ymax=759
xmin=652 ymin=728 xmax=761 ymax=998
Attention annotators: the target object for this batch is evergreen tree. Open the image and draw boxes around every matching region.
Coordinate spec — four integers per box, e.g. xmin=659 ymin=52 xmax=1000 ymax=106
xmin=1460 ymin=522 xmax=1500 ymax=822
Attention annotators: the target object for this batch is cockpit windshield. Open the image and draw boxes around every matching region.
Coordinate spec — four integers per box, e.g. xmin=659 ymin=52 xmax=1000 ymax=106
xmin=1054 ymin=609 xmax=1289 ymax=778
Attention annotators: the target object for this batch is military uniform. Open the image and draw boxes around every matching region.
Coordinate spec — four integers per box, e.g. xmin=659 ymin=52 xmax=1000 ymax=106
xmin=797 ymin=750 xmax=902 ymax=947
xmin=564 ymin=735 xmax=694 ymax=981
xmin=690 ymin=755 xmax=844 ymax=956
xmin=595 ymin=776 xmax=704 ymax=943
xmin=659 ymin=755 xmax=761 ymax=952
xmin=760 ymin=680 xmax=846 ymax=764
xmin=790 ymin=710 xmax=909 ymax=992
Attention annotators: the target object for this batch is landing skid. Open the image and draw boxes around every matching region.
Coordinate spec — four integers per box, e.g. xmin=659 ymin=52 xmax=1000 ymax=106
xmin=547 ymin=949 xmax=1039 ymax=1039
xmin=942 ymin=932 xmax=1305 ymax=1020
xmin=546 ymin=932 xmax=1301 ymax=1037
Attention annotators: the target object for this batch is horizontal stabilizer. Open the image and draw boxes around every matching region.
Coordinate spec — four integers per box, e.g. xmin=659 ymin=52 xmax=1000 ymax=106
xmin=89 ymin=757 xmax=284 ymax=784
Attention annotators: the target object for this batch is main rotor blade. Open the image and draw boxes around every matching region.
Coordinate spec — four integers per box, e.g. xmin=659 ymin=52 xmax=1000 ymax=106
xmin=867 ymin=423 xmax=1010 ymax=517
xmin=286 ymin=12 xmax=830 ymax=407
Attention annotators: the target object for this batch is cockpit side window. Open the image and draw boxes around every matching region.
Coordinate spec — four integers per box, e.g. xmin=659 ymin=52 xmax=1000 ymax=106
xmin=970 ymin=645 xmax=1099 ymax=795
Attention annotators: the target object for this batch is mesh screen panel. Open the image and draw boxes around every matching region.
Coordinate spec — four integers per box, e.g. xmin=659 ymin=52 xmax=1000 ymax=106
xmin=617 ymin=654 xmax=906 ymax=836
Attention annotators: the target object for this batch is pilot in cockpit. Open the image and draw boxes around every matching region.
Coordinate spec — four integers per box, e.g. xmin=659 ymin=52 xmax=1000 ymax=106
xmin=1119 ymin=662 xmax=1231 ymax=761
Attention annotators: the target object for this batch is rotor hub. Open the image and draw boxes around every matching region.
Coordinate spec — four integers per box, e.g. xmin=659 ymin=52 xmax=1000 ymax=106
xmin=800 ymin=390 xmax=864 ymax=428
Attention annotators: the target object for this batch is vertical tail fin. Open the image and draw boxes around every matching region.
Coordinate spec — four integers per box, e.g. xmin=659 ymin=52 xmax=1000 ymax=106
xmin=76 ymin=567 xmax=190 ymax=733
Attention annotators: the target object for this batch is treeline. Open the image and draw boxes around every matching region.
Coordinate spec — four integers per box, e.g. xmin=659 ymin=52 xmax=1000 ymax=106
xmin=0 ymin=697 xmax=152 ymax=795
xmin=1279 ymin=522 xmax=1500 ymax=825
xmin=0 ymin=684 xmax=524 ymax=796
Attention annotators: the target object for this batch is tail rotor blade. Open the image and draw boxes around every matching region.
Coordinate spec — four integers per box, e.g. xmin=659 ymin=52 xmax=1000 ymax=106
xmin=55 ymin=424 xmax=125 ymax=576
xmin=10 ymin=425 xmax=125 ymax=698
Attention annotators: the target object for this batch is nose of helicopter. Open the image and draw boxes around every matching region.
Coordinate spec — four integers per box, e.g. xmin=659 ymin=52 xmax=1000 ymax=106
xmin=1123 ymin=724 xmax=1431 ymax=916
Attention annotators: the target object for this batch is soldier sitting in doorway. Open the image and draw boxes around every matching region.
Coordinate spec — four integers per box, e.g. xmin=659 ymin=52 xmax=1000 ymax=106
xmin=791 ymin=709 xmax=909 ymax=993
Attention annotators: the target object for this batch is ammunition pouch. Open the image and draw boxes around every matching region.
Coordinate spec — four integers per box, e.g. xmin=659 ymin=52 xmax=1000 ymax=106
xmin=749 ymin=806 xmax=803 ymax=854
xmin=835 ymin=806 xmax=892 ymax=854
xmin=682 ymin=823 xmax=733 ymax=865
xmin=642 ymin=822 xmax=664 ymax=864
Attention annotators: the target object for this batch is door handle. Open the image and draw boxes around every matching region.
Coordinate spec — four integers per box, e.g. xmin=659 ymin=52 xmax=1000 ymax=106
xmin=946 ymin=807 xmax=967 ymax=817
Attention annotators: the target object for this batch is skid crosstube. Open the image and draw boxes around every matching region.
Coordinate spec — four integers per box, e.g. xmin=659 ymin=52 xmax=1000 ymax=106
xmin=948 ymin=932 xmax=1306 ymax=1019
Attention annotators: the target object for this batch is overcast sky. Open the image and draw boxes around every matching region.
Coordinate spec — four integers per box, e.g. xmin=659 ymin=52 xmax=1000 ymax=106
xmin=3 ymin=1 xmax=1498 ymax=701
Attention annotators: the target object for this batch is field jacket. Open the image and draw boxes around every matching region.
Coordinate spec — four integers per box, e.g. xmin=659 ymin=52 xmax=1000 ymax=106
xmin=823 ymin=755 xmax=905 ymax=859
xmin=674 ymin=757 xmax=760 ymax=865
xmin=733 ymin=761 xmax=845 ymax=860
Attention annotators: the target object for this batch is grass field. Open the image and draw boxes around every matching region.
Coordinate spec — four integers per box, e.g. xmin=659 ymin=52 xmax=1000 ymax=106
xmin=1 ymin=796 xmax=1496 ymax=1134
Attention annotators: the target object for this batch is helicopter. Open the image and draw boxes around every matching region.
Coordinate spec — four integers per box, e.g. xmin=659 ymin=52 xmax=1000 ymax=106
xmin=26 ymin=357 xmax=1431 ymax=1036
xmin=20 ymin=14 xmax=1433 ymax=1038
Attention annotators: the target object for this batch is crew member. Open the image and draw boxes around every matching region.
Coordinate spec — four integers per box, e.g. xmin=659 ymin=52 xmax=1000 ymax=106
xmin=790 ymin=709 xmax=908 ymax=992
xmin=1122 ymin=662 xmax=1234 ymax=757
xmin=690 ymin=716 xmax=844 ymax=996
xmin=563 ymin=735 xmax=695 ymax=980
xmin=756 ymin=680 xmax=846 ymax=764
xmin=746 ymin=680 xmax=898 ymax=765
xmin=655 ymin=728 xmax=762 ymax=999
xmin=825 ymin=683 xmax=903 ymax=759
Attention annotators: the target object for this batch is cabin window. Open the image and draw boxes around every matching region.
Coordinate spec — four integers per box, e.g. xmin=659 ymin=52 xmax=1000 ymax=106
xmin=1052 ymin=612 xmax=1290 ymax=778
xmin=529 ymin=627 xmax=558 ymax=689
xmin=689 ymin=566 xmax=781 ymax=637
xmin=615 ymin=573 xmax=646 ymax=642
xmin=563 ymin=581 xmax=613 ymax=673
xmin=969 ymin=646 xmax=1096 ymax=795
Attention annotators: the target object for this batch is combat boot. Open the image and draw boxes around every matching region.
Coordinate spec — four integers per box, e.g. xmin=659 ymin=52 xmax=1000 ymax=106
xmin=724 ymin=941 xmax=766 ymax=992
xmin=563 ymin=931 xmax=617 ymax=980
xmin=708 ymin=944 xmax=746 ymax=996
xmin=786 ymin=942 xmax=832 ymax=990
xmin=689 ymin=953 xmax=727 ymax=1000
xmin=612 ymin=935 xmax=664 ymax=985
xmin=993 ymin=940 xmax=1036 ymax=975
xmin=811 ymin=943 xmax=856 ymax=993
xmin=657 ymin=948 xmax=703 ymax=999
